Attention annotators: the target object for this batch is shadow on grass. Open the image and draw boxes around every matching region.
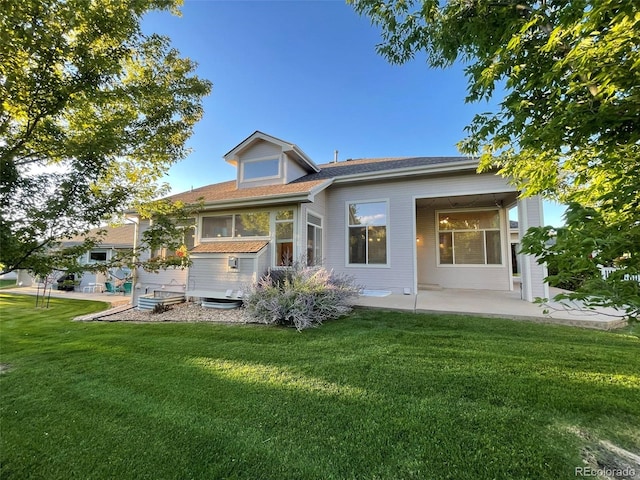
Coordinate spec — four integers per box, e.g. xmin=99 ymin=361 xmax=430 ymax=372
xmin=1 ymin=296 xmax=638 ymax=479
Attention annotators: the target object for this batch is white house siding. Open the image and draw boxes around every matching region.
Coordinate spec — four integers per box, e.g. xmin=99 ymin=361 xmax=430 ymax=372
xmin=283 ymin=153 xmax=308 ymax=183
xmin=323 ymin=171 xmax=519 ymax=294
xmin=518 ymin=196 xmax=549 ymax=301
xmin=323 ymin=179 xmax=415 ymax=294
xmin=137 ymin=268 xmax=188 ymax=292
xmin=256 ymin=246 xmax=270 ymax=277
xmin=237 ymin=140 xmax=285 ymax=189
xmin=239 ymin=139 xmax=281 ymax=160
xmin=187 ymin=254 xmax=264 ymax=293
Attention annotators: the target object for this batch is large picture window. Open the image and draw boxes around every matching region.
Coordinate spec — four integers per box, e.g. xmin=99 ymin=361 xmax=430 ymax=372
xmin=437 ymin=210 xmax=502 ymax=265
xmin=348 ymin=201 xmax=388 ymax=265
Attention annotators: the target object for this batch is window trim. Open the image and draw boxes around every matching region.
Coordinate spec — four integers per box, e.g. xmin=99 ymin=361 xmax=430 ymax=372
xmin=200 ymin=211 xmax=271 ymax=241
xmin=274 ymin=208 xmax=295 ymax=267
xmin=306 ymin=209 xmax=323 ymax=266
xmin=345 ymin=199 xmax=390 ymax=268
xmin=436 ymin=207 xmax=504 ymax=267
xmin=88 ymin=250 xmax=108 ymax=263
xmin=240 ymin=155 xmax=281 ymax=182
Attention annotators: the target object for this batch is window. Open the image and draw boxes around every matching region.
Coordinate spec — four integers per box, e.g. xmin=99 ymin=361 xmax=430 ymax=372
xmin=437 ymin=210 xmax=502 ymax=265
xmin=202 ymin=212 xmax=270 ymax=239
xmin=202 ymin=215 xmax=232 ymax=238
xmin=89 ymin=251 xmax=107 ymax=262
xmin=275 ymin=210 xmax=294 ymax=266
xmin=347 ymin=201 xmax=388 ymax=265
xmin=178 ymin=218 xmax=196 ymax=250
xmin=235 ymin=212 xmax=270 ymax=237
xmin=306 ymin=212 xmax=323 ymax=266
xmin=242 ymin=157 xmax=280 ymax=181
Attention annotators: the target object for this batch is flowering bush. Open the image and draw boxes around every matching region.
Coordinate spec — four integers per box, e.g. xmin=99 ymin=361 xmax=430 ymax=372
xmin=243 ymin=262 xmax=360 ymax=331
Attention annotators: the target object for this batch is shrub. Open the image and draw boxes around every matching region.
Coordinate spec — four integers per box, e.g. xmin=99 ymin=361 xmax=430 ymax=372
xmin=243 ymin=262 xmax=360 ymax=331
xmin=151 ymin=303 xmax=172 ymax=315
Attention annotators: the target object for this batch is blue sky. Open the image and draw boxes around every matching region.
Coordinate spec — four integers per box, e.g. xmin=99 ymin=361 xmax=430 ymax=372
xmin=142 ymin=0 xmax=565 ymax=226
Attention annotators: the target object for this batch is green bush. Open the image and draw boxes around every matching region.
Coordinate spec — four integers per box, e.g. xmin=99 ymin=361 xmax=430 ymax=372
xmin=151 ymin=303 xmax=172 ymax=315
xmin=243 ymin=262 xmax=360 ymax=331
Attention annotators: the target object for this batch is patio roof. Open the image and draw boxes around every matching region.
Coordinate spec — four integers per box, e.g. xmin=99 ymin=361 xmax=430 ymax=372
xmin=190 ymin=240 xmax=269 ymax=254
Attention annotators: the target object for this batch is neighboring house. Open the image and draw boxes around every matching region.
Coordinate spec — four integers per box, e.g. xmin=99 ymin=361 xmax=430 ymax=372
xmin=18 ymin=224 xmax=137 ymax=290
xmin=66 ymin=224 xmax=136 ymax=291
xmin=131 ymin=131 xmax=548 ymax=304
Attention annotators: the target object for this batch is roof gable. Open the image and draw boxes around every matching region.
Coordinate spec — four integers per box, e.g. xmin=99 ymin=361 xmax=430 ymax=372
xmin=223 ymin=130 xmax=319 ymax=173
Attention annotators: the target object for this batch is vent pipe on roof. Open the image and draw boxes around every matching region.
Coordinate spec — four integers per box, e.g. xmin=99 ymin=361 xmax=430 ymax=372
xmin=333 ymin=150 xmax=339 ymax=163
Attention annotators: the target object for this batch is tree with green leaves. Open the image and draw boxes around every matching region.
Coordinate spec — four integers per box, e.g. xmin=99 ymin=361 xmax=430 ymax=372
xmin=350 ymin=0 xmax=640 ymax=320
xmin=0 ymin=0 xmax=211 ymax=278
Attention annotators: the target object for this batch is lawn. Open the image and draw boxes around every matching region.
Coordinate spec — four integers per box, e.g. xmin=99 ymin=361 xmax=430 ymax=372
xmin=1 ymin=293 xmax=638 ymax=480
xmin=0 ymin=279 xmax=17 ymax=289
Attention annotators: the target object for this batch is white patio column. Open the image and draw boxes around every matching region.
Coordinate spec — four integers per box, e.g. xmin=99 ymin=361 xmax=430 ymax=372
xmin=517 ymin=196 xmax=549 ymax=302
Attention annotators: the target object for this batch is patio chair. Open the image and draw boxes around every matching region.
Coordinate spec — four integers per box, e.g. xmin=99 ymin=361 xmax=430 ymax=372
xmin=104 ymin=282 xmax=117 ymax=295
xmin=122 ymin=281 xmax=132 ymax=295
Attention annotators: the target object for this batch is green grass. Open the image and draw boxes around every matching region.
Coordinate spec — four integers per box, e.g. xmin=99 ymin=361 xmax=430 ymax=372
xmin=0 ymin=279 xmax=17 ymax=289
xmin=1 ymin=293 xmax=638 ymax=480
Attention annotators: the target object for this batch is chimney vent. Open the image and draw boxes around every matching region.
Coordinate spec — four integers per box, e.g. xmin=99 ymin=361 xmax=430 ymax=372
xmin=333 ymin=150 xmax=339 ymax=163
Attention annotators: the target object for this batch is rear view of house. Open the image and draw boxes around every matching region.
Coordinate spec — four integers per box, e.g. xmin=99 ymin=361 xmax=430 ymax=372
xmin=133 ymin=131 xmax=548 ymax=304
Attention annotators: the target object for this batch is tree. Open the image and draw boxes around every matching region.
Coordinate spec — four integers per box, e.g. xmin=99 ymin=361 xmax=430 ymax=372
xmin=350 ymin=0 xmax=640 ymax=320
xmin=0 ymin=0 xmax=212 ymax=277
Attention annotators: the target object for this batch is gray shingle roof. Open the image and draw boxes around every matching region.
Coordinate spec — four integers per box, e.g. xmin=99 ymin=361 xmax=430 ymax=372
xmin=191 ymin=240 xmax=269 ymax=254
xmin=166 ymin=156 xmax=477 ymax=206
xmin=294 ymin=156 xmax=477 ymax=182
xmin=63 ymin=224 xmax=135 ymax=248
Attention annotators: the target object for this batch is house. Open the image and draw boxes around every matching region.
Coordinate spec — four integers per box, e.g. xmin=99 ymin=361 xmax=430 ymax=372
xmin=131 ymin=131 xmax=548 ymax=304
xmin=17 ymin=224 xmax=136 ymax=291
xmin=68 ymin=224 xmax=136 ymax=291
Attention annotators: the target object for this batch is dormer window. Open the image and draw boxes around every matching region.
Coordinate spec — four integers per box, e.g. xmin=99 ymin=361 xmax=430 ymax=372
xmin=224 ymin=132 xmax=320 ymax=188
xmin=241 ymin=156 xmax=280 ymax=182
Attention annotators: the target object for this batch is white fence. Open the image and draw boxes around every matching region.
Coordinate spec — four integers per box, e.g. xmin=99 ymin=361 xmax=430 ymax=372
xmin=599 ymin=267 xmax=640 ymax=283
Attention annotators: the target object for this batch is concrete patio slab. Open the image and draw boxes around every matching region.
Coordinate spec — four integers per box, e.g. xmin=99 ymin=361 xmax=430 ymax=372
xmin=352 ymin=286 xmax=628 ymax=330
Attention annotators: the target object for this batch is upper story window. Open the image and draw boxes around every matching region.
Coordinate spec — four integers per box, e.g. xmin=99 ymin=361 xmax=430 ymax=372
xmin=437 ymin=209 xmax=502 ymax=265
xmin=202 ymin=212 xmax=270 ymax=239
xmin=241 ymin=156 xmax=280 ymax=181
xmin=347 ymin=201 xmax=388 ymax=266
